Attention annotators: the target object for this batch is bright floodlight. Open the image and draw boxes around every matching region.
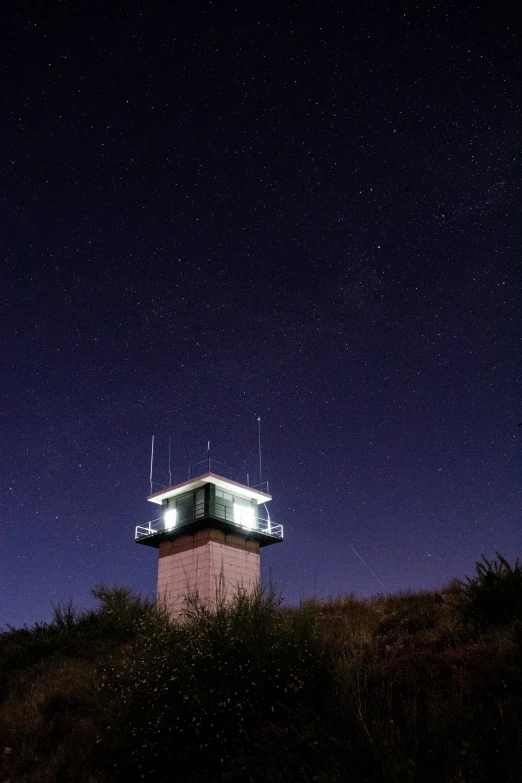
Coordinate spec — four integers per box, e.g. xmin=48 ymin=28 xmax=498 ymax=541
xmin=234 ymin=504 xmax=255 ymax=530
xmin=164 ymin=509 xmax=177 ymax=530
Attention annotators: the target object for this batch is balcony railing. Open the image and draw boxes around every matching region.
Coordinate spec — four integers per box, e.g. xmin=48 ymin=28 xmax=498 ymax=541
xmin=135 ymin=513 xmax=283 ymax=542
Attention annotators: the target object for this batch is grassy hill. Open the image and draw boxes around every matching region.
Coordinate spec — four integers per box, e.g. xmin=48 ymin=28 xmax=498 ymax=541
xmin=1 ymin=555 xmax=521 ymax=782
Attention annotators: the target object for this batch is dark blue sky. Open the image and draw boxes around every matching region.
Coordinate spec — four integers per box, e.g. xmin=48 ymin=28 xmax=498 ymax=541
xmin=2 ymin=0 xmax=520 ymax=628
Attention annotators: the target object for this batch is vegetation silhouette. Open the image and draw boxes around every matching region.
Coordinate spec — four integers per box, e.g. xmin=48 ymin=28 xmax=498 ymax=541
xmin=1 ymin=555 xmax=521 ymax=782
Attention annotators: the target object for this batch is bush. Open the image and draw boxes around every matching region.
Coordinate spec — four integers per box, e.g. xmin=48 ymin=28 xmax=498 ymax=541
xmin=99 ymin=587 xmax=329 ymax=781
xmin=2 ymin=572 xmax=522 ymax=782
xmin=0 ymin=586 xmax=170 ymax=783
xmin=459 ymin=553 xmax=522 ymax=627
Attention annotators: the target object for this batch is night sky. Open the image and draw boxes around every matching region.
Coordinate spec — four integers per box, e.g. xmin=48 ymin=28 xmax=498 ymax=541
xmin=2 ymin=1 xmax=520 ymax=629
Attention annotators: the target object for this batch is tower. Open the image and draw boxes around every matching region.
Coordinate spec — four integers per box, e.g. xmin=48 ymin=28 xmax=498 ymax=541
xmin=135 ymin=472 xmax=283 ymax=617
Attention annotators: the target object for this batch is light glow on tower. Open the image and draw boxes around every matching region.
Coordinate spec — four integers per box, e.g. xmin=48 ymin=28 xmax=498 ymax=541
xmin=234 ymin=504 xmax=255 ymax=530
xmin=164 ymin=509 xmax=177 ymax=530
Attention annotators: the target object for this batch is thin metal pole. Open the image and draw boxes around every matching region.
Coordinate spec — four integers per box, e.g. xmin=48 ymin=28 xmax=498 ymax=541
xmin=257 ymin=417 xmax=262 ymax=486
xmin=149 ymin=435 xmax=155 ymax=495
xmin=168 ymin=436 xmax=172 ymax=487
xmin=247 ymin=472 xmax=250 ymax=487
xmin=207 ymin=440 xmax=211 ymax=473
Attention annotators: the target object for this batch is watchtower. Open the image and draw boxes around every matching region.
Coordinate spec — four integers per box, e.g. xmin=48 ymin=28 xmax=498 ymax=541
xmin=135 ymin=472 xmax=283 ymax=617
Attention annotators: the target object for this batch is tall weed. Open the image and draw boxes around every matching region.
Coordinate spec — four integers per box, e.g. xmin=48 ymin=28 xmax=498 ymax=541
xmin=459 ymin=553 xmax=522 ymax=627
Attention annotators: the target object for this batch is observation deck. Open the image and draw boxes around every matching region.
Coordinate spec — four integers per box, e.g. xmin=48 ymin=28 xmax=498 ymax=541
xmin=135 ymin=472 xmax=283 ymax=548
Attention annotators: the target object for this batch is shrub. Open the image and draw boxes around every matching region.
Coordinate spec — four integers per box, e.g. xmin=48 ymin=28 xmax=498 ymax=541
xmin=2 ymin=572 xmax=522 ymax=782
xmin=459 ymin=553 xmax=522 ymax=627
xmin=0 ymin=587 xmax=170 ymax=783
xmin=98 ymin=586 xmax=329 ymax=781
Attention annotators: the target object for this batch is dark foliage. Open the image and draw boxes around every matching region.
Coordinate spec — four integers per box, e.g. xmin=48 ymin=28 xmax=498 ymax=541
xmin=99 ymin=588 xmax=328 ymax=780
xmin=1 ymin=562 xmax=522 ymax=782
xmin=459 ymin=552 xmax=522 ymax=626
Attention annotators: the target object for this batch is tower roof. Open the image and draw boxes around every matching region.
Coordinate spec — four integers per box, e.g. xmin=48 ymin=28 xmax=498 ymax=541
xmin=147 ymin=472 xmax=272 ymax=506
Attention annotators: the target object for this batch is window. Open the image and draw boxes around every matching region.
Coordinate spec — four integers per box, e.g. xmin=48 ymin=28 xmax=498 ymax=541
xmin=234 ymin=504 xmax=255 ymax=529
xmin=215 ymin=502 xmax=235 ymax=521
xmin=195 ymin=488 xmax=205 ymax=518
xmin=164 ymin=509 xmax=177 ymax=530
xmin=216 ymin=489 xmax=233 ymax=501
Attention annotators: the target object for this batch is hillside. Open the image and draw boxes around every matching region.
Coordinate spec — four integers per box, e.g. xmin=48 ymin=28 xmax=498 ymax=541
xmin=1 ymin=556 xmax=521 ymax=782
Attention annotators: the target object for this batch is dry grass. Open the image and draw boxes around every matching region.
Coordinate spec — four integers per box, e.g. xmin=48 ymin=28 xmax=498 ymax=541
xmin=0 ymin=567 xmax=521 ymax=782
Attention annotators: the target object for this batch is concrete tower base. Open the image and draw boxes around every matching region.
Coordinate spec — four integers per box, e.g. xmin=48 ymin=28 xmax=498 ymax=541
xmin=157 ymin=529 xmax=261 ymax=618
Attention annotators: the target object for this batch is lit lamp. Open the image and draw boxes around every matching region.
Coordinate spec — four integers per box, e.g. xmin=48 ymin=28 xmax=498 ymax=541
xmin=234 ymin=504 xmax=255 ymax=530
xmin=164 ymin=509 xmax=177 ymax=530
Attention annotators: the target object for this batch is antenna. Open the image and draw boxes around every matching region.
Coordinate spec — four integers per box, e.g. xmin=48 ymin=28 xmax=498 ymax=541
xmin=168 ymin=436 xmax=172 ymax=487
xmin=257 ymin=417 xmax=262 ymax=486
xmin=149 ymin=435 xmax=155 ymax=495
xmin=207 ymin=440 xmax=211 ymax=473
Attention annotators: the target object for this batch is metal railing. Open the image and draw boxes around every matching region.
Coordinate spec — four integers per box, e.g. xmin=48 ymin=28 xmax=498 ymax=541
xmin=135 ymin=514 xmax=283 ymax=541
xmin=135 ymin=517 xmax=163 ymax=540
xmin=257 ymin=516 xmax=283 ymax=538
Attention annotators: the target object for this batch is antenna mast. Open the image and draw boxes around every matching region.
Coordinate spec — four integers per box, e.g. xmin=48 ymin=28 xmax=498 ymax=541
xmin=207 ymin=440 xmax=211 ymax=473
xmin=149 ymin=435 xmax=155 ymax=495
xmin=168 ymin=436 xmax=172 ymax=487
xmin=257 ymin=417 xmax=262 ymax=486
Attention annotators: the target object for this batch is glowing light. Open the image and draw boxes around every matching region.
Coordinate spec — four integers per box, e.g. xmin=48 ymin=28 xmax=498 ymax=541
xmin=164 ymin=509 xmax=177 ymax=530
xmin=234 ymin=504 xmax=255 ymax=529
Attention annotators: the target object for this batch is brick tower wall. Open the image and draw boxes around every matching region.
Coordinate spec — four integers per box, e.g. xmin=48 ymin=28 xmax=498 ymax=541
xmin=157 ymin=529 xmax=261 ymax=618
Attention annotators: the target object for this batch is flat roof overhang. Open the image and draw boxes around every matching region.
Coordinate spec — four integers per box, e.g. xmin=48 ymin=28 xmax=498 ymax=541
xmin=135 ymin=514 xmax=282 ymax=548
xmin=147 ymin=472 xmax=272 ymax=506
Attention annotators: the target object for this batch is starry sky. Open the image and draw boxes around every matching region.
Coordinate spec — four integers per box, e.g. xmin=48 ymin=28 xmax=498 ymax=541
xmin=2 ymin=1 xmax=520 ymax=628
